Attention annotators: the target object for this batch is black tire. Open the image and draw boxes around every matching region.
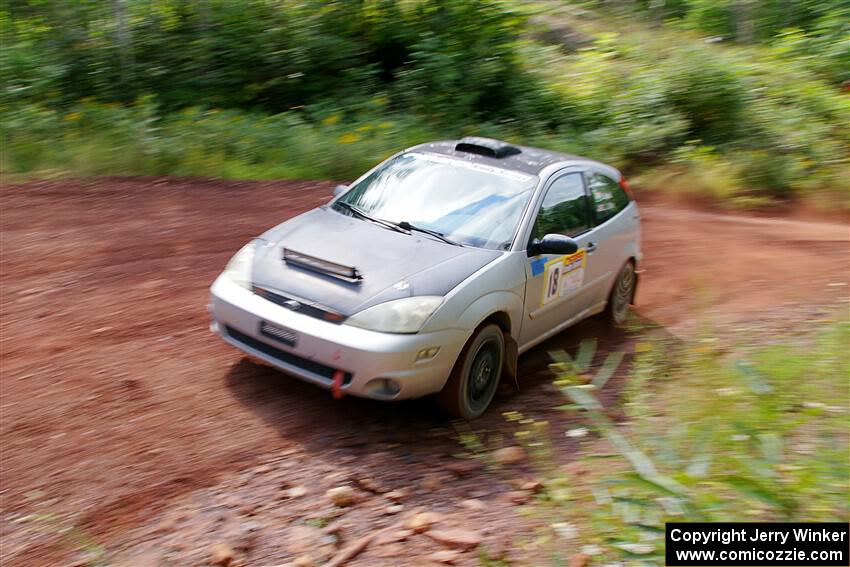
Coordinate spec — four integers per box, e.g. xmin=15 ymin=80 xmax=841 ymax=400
xmin=437 ymin=324 xmax=504 ymax=420
xmin=604 ymin=260 xmax=636 ymax=327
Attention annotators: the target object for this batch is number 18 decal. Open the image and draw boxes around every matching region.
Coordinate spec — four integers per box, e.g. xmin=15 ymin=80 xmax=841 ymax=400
xmin=541 ymin=249 xmax=587 ymax=306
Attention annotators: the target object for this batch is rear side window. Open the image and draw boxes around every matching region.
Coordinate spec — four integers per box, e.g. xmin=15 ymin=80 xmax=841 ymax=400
xmin=588 ymin=173 xmax=630 ymax=224
xmin=532 ymin=173 xmax=590 ymax=239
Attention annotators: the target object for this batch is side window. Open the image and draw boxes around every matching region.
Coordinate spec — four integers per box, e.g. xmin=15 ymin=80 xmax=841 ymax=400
xmin=588 ymin=172 xmax=630 ymax=224
xmin=531 ymin=173 xmax=589 ymax=239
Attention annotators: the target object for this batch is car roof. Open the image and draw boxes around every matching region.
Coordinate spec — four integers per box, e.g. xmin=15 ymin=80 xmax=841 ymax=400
xmin=408 ymin=138 xmax=615 ymax=177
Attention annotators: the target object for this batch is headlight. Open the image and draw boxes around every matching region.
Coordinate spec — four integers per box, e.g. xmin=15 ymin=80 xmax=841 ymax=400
xmin=345 ymin=296 xmax=443 ymax=334
xmin=223 ymin=240 xmax=258 ymax=289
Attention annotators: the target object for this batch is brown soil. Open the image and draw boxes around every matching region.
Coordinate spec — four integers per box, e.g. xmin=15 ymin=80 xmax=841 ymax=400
xmin=1 ymin=178 xmax=847 ymax=566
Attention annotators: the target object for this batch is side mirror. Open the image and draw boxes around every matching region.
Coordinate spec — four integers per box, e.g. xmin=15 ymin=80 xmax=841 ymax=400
xmin=529 ymin=234 xmax=578 ymax=256
xmin=333 ymin=184 xmax=349 ymax=198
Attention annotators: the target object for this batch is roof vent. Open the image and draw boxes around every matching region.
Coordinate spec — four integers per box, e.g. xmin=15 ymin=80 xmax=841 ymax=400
xmin=455 ymin=137 xmax=521 ymax=159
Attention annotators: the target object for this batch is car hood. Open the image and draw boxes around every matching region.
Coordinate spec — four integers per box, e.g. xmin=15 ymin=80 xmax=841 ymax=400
xmin=251 ymin=206 xmax=502 ymax=316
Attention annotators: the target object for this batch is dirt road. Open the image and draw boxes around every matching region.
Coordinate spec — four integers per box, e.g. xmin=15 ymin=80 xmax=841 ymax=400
xmin=1 ymin=178 xmax=847 ymax=565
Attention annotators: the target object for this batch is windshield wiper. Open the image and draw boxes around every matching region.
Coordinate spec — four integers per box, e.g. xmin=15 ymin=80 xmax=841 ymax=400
xmin=336 ymin=203 xmax=462 ymax=246
xmin=396 ymin=221 xmax=463 ymax=247
xmin=335 ymin=202 xmax=407 ymax=234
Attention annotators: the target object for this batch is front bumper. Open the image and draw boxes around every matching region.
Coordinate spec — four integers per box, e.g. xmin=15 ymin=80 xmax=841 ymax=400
xmin=209 ymin=275 xmax=469 ymax=400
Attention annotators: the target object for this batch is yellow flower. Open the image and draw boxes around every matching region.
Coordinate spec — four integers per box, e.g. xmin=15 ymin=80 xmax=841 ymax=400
xmin=634 ymin=341 xmax=653 ymax=353
xmin=64 ymin=112 xmax=82 ymax=122
xmin=338 ymin=132 xmax=361 ymax=144
xmin=378 ymin=121 xmax=394 ymax=130
xmin=356 ymin=124 xmax=373 ymax=133
xmin=322 ymin=114 xmax=341 ymax=126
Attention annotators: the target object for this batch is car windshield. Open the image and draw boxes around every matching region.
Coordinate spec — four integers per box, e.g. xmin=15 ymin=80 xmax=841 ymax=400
xmin=334 ymin=152 xmax=537 ymax=250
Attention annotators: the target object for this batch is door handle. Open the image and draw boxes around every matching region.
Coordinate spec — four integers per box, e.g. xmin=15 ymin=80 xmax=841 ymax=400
xmin=586 ymin=242 xmax=597 ymax=253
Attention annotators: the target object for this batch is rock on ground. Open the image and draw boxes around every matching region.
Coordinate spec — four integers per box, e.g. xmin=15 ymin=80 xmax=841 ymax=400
xmin=425 ymin=528 xmax=482 ymax=551
xmin=492 ymin=446 xmax=526 ymax=465
xmin=326 ymin=485 xmax=359 ymax=507
xmin=404 ymin=511 xmax=444 ymax=533
xmin=209 ymin=542 xmax=234 ymax=565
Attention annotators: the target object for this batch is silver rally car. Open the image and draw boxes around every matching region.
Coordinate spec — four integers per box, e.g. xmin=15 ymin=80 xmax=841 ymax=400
xmin=209 ymin=137 xmax=640 ymax=418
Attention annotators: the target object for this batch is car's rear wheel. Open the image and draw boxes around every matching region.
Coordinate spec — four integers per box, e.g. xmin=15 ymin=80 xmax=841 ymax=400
xmin=604 ymin=260 xmax=636 ymax=326
xmin=437 ymin=323 xmax=504 ymax=420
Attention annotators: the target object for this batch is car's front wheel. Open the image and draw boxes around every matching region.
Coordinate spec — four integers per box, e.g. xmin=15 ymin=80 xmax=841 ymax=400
xmin=437 ymin=323 xmax=504 ymax=420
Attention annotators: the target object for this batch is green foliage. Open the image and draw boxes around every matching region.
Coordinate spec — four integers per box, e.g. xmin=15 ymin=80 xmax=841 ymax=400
xmin=663 ymin=48 xmax=746 ymax=144
xmin=1 ymin=0 xmax=847 ymax=207
xmin=392 ymin=0 xmax=530 ymax=122
xmin=543 ymin=319 xmax=849 ymax=564
xmin=771 ymin=18 xmax=850 ymax=85
xmin=584 ymin=0 xmax=850 ymax=79
xmin=683 ymin=0 xmax=736 ymax=37
xmin=0 ymin=98 xmax=445 ymax=180
xmin=635 ymin=149 xmax=753 ymax=207
xmin=533 ymin=25 xmax=847 ymax=202
xmin=1 ymin=0 xmax=535 ymax=123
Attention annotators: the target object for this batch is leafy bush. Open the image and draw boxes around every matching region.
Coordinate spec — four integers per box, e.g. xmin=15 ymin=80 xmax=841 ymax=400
xmin=1 ymin=1 xmax=847 ymax=208
xmin=582 ymin=0 xmax=849 ymax=78
xmin=532 ymin=318 xmax=849 ymax=564
xmin=772 ymin=23 xmax=850 ymax=85
xmin=663 ymin=48 xmax=748 ymax=144
xmin=1 ymin=0 xmax=537 ymax=125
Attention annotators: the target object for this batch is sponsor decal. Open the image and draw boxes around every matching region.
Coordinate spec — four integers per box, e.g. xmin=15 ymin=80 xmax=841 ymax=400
xmin=541 ymin=249 xmax=587 ymax=306
xmin=409 ymin=152 xmax=536 ymax=182
xmin=529 ymin=257 xmax=546 ymax=277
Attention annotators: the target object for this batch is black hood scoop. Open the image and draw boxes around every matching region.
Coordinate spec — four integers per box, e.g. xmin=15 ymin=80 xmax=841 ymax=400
xmin=283 ymin=248 xmax=363 ymax=284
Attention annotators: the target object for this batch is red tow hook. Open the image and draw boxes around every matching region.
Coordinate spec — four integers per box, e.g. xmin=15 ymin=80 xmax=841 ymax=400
xmin=332 ymin=370 xmax=345 ymax=399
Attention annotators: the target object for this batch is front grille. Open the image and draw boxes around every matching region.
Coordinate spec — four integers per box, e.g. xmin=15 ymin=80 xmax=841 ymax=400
xmin=252 ymin=286 xmax=345 ymax=324
xmin=224 ymin=325 xmax=352 ymax=385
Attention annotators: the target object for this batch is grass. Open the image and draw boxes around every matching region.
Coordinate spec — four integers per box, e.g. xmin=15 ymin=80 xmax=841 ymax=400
xmin=482 ymin=315 xmax=849 ymax=565
xmin=10 ymin=491 xmax=107 ymax=566
xmin=0 ymin=102 xmax=448 ymax=182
